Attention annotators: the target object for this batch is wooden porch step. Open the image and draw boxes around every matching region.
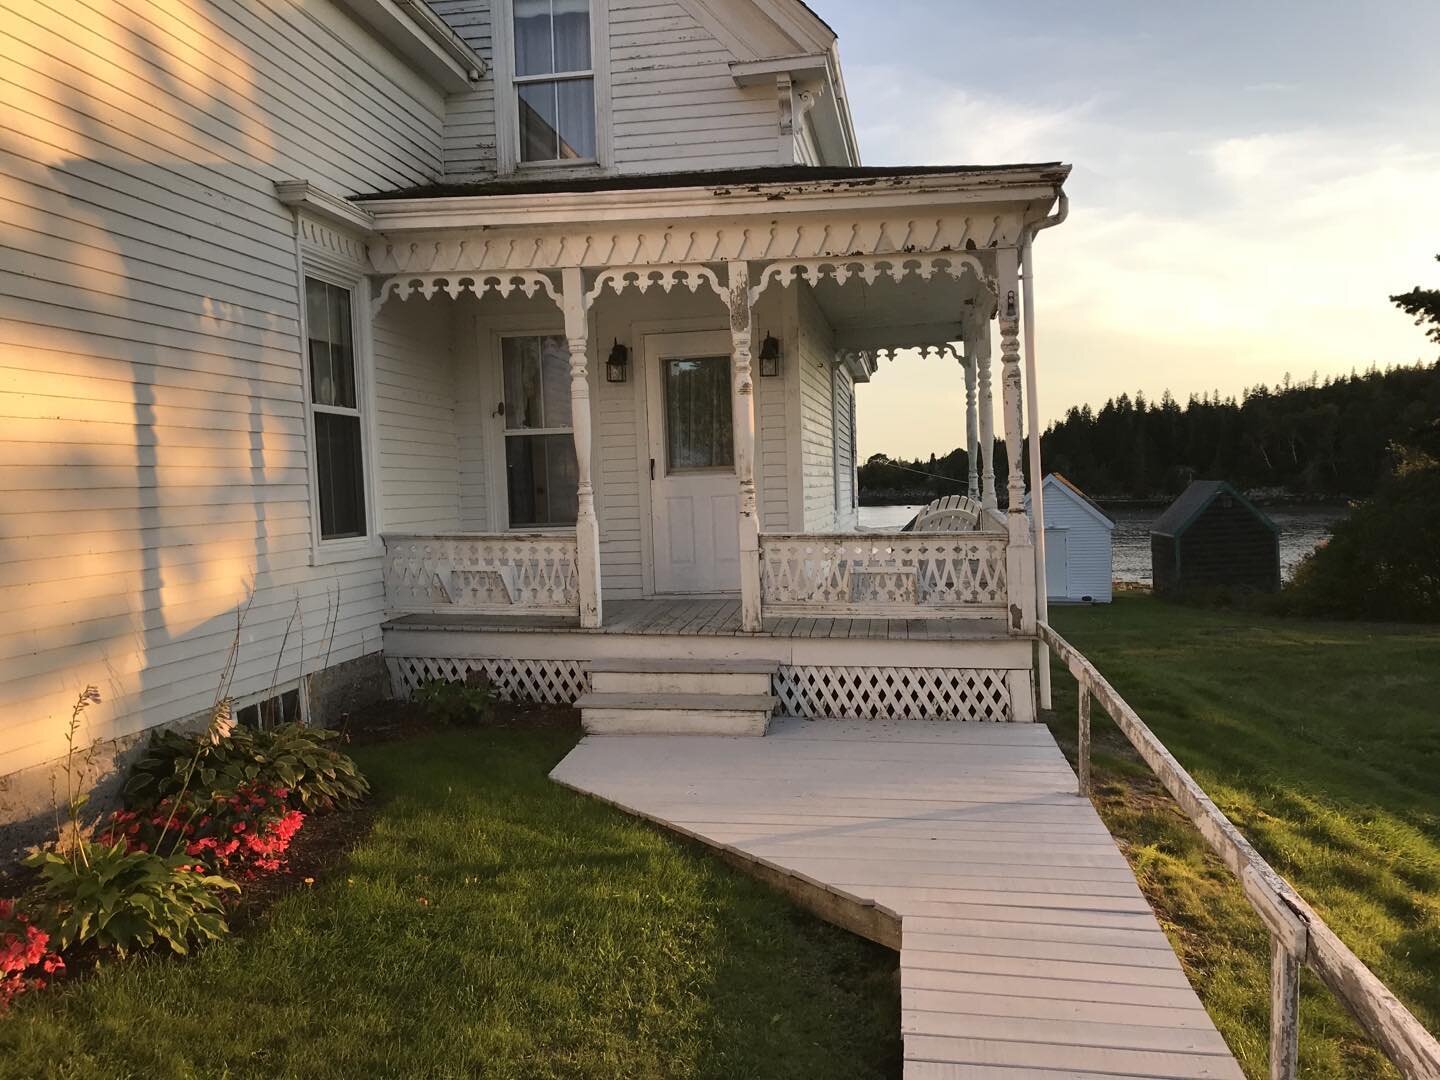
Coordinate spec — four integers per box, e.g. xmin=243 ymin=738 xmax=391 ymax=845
xmin=589 ymin=658 xmax=777 ymax=697
xmin=575 ymin=692 xmax=777 ymax=737
xmin=588 ymin=658 xmax=778 ymax=675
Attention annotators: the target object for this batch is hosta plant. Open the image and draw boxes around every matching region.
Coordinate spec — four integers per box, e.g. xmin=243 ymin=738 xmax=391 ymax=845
xmin=125 ymin=722 xmax=368 ymax=814
xmin=0 ymin=899 xmax=64 ymax=1012
xmin=22 ymin=842 xmax=236 ymax=959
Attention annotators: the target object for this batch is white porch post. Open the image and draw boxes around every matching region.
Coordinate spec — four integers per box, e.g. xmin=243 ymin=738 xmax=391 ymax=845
xmin=561 ymin=266 xmax=602 ymax=628
xmin=997 ymin=247 xmax=1036 ymax=639
xmin=963 ymin=347 xmax=979 ymax=501
xmin=1022 ymin=233 xmax=1053 ymax=709
xmin=976 ymin=321 xmax=997 ymax=510
xmin=727 ymin=260 xmax=763 ymax=632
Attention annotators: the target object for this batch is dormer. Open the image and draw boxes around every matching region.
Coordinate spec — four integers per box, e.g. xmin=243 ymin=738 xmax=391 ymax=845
xmin=433 ymin=0 xmax=859 ymax=180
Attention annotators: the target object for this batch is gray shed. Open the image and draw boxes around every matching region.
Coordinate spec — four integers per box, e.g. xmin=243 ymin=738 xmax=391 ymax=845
xmin=1150 ymin=480 xmax=1279 ymax=595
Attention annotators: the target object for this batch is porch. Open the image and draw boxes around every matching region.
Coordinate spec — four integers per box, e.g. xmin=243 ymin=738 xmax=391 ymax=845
xmin=347 ymin=165 xmax=1065 ymax=722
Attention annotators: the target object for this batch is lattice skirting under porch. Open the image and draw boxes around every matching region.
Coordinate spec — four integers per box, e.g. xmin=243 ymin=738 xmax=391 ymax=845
xmin=773 ymin=665 xmax=1013 ymax=723
xmin=388 ymin=656 xmax=589 ymax=705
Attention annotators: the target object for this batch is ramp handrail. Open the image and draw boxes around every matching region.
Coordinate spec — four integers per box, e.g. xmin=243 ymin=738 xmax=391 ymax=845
xmin=1038 ymin=621 xmax=1440 ymax=1080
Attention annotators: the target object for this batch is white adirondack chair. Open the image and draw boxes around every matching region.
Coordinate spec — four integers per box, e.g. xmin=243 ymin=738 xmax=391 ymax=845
xmin=911 ymin=495 xmax=981 ymax=532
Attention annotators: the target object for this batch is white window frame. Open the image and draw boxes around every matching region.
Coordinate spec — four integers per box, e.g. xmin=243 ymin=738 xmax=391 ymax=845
xmin=297 ymin=257 xmax=381 ymax=565
xmin=486 ymin=327 xmax=580 ymax=533
xmin=493 ymin=0 xmax=611 ymax=174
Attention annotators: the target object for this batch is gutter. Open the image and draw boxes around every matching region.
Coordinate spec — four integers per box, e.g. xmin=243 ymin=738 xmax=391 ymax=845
xmin=396 ymin=0 xmax=487 ymax=81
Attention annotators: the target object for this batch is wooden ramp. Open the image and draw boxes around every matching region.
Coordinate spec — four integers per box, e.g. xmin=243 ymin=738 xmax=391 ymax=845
xmin=551 ymin=718 xmax=1243 ymax=1080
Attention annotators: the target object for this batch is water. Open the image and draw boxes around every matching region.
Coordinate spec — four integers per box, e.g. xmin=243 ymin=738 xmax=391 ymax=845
xmin=857 ymin=503 xmax=1345 ymax=586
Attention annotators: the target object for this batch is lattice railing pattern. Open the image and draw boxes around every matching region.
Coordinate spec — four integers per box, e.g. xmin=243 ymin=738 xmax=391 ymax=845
xmin=389 ymin=656 xmax=589 ymax=705
xmin=774 ymin=666 xmax=1012 ymax=723
xmin=384 ymin=534 xmax=580 ymax=615
xmin=760 ymin=533 xmax=1007 ymax=617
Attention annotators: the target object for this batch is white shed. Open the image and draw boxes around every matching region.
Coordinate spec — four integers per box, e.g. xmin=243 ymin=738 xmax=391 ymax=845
xmin=1026 ymin=474 xmax=1115 ymax=603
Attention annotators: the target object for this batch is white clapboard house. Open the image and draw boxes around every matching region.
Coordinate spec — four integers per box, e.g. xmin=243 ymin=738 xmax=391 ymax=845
xmin=0 ymin=0 xmax=1069 ymax=829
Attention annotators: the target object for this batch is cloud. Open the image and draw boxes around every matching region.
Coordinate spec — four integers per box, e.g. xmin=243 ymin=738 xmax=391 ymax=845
xmin=848 ymin=70 xmax=1440 ymax=458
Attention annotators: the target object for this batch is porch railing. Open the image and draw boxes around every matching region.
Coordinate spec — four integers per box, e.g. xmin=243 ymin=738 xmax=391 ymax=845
xmin=1039 ymin=621 xmax=1440 ymax=1080
xmin=759 ymin=532 xmax=1008 ymax=618
xmin=383 ymin=533 xmax=580 ymax=617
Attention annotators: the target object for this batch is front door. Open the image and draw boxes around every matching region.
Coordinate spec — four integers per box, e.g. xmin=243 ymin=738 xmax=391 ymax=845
xmin=644 ymin=331 xmax=740 ymax=595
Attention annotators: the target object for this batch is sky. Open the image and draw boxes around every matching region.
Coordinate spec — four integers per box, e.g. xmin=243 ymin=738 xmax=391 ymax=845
xmin=823 ymin=1 xmax=1440 ymax=459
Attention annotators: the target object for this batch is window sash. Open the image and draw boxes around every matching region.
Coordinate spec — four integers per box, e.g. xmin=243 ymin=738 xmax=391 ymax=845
xmin=510 ymin=0 xmax=596 ymax=163
xmin=303 ymin=275 xmax=368 ymax=543
xmin=499 ymin=333 xmax=577 ymax=528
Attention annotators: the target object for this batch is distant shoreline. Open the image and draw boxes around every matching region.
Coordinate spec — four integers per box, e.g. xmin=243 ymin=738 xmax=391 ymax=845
xmin=859 ymin=491 xmax=1356 ymax=511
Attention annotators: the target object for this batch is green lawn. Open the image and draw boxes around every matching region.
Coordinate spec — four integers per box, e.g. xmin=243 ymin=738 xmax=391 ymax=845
xmin=1046 ymin=595 xmax=1440 ymax=1079
xmin=0 ymin=728 xmax=899 ymax=1080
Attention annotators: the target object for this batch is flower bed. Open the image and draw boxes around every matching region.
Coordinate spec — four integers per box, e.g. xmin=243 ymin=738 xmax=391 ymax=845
xmin=1 ymin=688 xmax=368 ymax=1013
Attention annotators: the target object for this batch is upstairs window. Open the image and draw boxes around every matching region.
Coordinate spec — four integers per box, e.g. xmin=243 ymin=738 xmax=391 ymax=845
xmin=305 ymin=277 xmax=367 ymax=541
xmin=513 ymin=0 xmax=595 ymax=162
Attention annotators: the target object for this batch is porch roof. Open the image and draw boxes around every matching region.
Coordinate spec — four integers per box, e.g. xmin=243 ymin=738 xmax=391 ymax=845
xmin=356 ymin=162 xmax=1070 ymax=202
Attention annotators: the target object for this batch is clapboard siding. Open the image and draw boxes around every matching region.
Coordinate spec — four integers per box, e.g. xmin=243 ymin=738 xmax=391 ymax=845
xmin=607 ymin=0 xmax=776 ymax=172
xmin=430 ymin=0 xmax=498 ymax=177
xmin=0 ymin=0 xmax=445 ymax=780
xmin=796 ymin=285 xmax=837 ymax=531
xmin=373 ymin=300 xmax=461 ymax=532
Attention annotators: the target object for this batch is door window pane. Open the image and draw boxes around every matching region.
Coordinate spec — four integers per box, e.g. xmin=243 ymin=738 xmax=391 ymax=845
xmin=506 ymin=434 xmax=578 ymax=526
xmin=665 ymin=356 xmax=733 ymax=471
xmin=314 ymin=412 xmax=366 ymax=539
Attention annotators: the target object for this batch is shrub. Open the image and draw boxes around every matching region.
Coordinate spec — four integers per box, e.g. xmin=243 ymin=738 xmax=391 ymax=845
xmin=22 ymin=843 xmax=236 ymax=959
xmin=0 ymin=899 xmax=64 ymax=1012
xmin=415 ymin=677 xmax=496 ymax=726
xmin=125 ymin=722 xmax=368 ymax=814
xmin=100 ymin=783 xmax=306 ymax=877
xmin=1284 ymin=426 xmax=1440 ymax=621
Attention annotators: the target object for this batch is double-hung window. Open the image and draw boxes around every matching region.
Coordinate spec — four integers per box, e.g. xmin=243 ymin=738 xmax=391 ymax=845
xmin=512 ymin=0 xmax=595 ymax=163
xmin=305 ymin=277 xmax=368 ymax=541
xmin=502 ymin=334 xmax=578 ymax=527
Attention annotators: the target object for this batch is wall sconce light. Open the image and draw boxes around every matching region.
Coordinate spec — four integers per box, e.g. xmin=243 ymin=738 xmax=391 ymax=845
xmin=606 ymin=339 xmax=629 ymax=383
xmin=758 ymin=332 xmax=782 ymax=377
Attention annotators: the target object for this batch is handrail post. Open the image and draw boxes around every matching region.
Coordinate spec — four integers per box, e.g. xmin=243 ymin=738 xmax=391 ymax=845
xmin=1269 ymin=933 xmax=1302 ymax=1080
xmin=1077 ymin=680 xmax=1091 ymax=798
xmin=1243 ymin=866 xmax=1307 ymax=1080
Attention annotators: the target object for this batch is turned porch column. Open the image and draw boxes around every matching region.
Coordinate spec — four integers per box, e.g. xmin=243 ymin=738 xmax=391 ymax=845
xmin=727 ymin=260 xmax=763 ymax=632
xmin=561 ymin=266 xmax=602 ymax=628
xmin=996 ymin=247 xmax=1036 ymax=638
xmin=975 ymin=321 xmax=997 ymax=510
xmin=962 ymin=348 xmax=979 ymax=501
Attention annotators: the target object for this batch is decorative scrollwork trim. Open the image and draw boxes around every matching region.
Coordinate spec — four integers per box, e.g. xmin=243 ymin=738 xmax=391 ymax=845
xmin=749 ymin=253 xmax=989 ymax=306
xmin=582 ymin=264 xmax=723 ymax=309
xmin=374 ymin=271 xmax=560 ymax=315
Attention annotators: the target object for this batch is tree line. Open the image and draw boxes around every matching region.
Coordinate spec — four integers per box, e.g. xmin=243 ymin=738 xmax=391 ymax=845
xmin=860 ymin=360 xmax=1440 ymax=503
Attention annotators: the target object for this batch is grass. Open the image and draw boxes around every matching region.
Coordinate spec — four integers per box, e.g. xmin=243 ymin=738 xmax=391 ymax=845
xmin=1046 ymin=594 xmax=1440 ymax=1079
xmin=0 ymin=728 xmax=900 ymax=1080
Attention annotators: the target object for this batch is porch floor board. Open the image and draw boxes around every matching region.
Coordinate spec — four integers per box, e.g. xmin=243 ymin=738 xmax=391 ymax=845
xmin=551 ymin=719 xmax=1242 ymax=1079
xmin=385 ymin=598 xmax=1009 ymax=640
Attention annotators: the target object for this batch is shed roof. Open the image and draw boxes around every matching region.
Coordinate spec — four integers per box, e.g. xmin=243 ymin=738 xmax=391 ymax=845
xmin=1049 ymin=473 xmax=1114 ymax=528
xmin=356 ymin=162 xmax=1069 ymax=201
xmin=1151 ymin=480 xmax=1278 ymax=538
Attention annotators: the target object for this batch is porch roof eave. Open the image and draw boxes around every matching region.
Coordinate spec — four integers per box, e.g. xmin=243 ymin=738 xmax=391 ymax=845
xmin=350 ymin=162 xmax=1071 ymax=234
